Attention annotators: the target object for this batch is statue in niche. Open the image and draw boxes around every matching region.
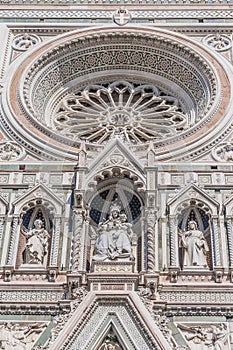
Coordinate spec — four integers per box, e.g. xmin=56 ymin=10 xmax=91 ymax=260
xmin=22 ymin=219 xmax=50 ymax=265
xmin=92 ymin=204 xmax=133 ymax=261
xmin=179 ymin=221 xmax=209 ymax=268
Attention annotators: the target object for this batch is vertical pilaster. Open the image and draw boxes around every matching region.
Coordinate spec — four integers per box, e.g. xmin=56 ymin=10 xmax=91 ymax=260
xmin=50 ymin=216 xmax=62 ymax=266
xmin=212 ymin=216 xmax=221 ymax=268
xmin=6 ymin=216 xmax=19 ymax=266
xmin=169 ymin=215 xmax=179 ymax=267
xmin=226 ymin=217 xmax=233 ymax=267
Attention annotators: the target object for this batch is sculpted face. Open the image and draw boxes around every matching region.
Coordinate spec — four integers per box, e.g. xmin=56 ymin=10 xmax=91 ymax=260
xmin=188 ymin=221 xmax=197 ymax=230
xmin=111 ymin=210 xmax=119 ymax=219
xmin=34 ymin=220 xmax=43 ymax=229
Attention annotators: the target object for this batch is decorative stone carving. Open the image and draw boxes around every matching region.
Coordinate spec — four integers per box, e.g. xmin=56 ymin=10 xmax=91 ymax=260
xmin=177 ymin=323 xmax=230 ymax=350
xmin=0 ymin=321 xmax=46 ymax=349
xmin=48 ymin=287 xmax=87 ymax=347
xmin=0 ymin=141 xmax=25 ymax=161
xmin=53 ymin=81 xmax=188 ymax=144
xmin=12 ymin=33 xmax=41 ymax=51
xmin=113 ymin=8 xmax=131 ymax=26
xmin=21 ymin=219 xmax=50 ymax=265
xmin=92 ymin=204 xmax=133 ymax=261
xmin=212 ymin=142 xmax=233 ymax=162
xmin=98 ymin=330 xmax=123 ymax=350
xmin=146 ymin=209 xmax=157 ymax=272
xmin=179 ymin=221 xmax=209 ymax=269
xmin=203 ymin=34 xmax=232 ymax=52
xmin=72 ymin=209 xmax=86 ymax=272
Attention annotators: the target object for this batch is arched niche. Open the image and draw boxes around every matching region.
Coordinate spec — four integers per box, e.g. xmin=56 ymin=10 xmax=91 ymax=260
xmin=5 ymin=184 xmax=64 ymax=269
xmin=167 ymin=184 xmax=220 ymax=270
xmin=16 ymin=203 xmax=53 ymax=269
xmin=176 ymin=199 xmax=212 ymax=270
xmin=86 ymin=170 xmax=145 ymax=272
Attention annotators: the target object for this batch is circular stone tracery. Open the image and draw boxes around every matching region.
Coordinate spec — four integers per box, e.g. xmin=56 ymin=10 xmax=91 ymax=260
xmin=3 ymin=27 xmax=232 ymax=160
xmin=53 ymin=81 xmax=188 ymax=143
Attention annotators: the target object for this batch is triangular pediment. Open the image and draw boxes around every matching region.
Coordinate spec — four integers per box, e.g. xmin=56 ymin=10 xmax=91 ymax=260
xmin=48 ymin=292 xmax=172 ymax=350
xmin=12 ymin=183 xmax=64 ymax=215
xmin=167 ymin=183 xmax=219 ymax=215
xmin=224 ymin=193 xmax=233 ymax=216
xmin=85 ymin=139 xmax=145 ymax=190
xmin=0 ymin=194 xmax=8 ymax=215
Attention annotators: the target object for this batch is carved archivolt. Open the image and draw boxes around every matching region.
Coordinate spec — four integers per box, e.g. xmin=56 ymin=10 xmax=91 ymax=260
xmin=3 ymin=26 xmax=230 ymax=161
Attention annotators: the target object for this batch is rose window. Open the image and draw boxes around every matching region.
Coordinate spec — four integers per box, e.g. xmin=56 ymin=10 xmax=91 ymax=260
xmin=53 ymin=81 xmax=188 ymax=144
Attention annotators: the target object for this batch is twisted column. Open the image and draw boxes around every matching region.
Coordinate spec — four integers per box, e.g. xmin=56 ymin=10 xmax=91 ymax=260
xmin=72 ymin=210 xmax=84 ymax=272
xmin=146 ymin=209 xmax=156 ymax=272
xmin=169 ymin=215 xmax=179 ymax=267
xmin=226 ymin=217 xmax=233 ymax=266
xmin=7 ymin=216 xmax=19 ymax=265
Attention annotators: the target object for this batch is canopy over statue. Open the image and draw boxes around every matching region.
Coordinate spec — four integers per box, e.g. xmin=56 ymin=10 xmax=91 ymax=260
xmin=92 ymin=204 xmax=133 ymax=261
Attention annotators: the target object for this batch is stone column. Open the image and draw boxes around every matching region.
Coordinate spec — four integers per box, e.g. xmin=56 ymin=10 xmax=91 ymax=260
xmin=225 ymin=217 xmax=233 ymax=267
xmin=6 ymin=215 xmax=19 ymax=265
xmin=169 ymin=215 xmax=179 ymax=267
xmin=0 ymin=216 xmax=4 ymax=245
xmin=146 ymin=209 xmax=157 ymax=272
xmin=72 ymin=210 xmax=84 ymax=272
xmin=49 ymin=216 xmax=62 ymax=266
xmin=211 ymin=216 xmax=221 ymax=268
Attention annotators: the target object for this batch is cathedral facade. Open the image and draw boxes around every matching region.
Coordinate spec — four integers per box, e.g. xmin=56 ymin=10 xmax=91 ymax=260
xmin=0 ymin=2 xmax=232 ymax=349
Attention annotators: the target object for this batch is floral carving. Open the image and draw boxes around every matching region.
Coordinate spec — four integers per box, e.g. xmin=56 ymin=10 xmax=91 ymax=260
xmin=212 ymin=142 xmax=233 ymax=161
xmin=203 ymin=34 xmax=232 ymax=52
xmin=0 ymin=141 xmax=25 ymax=161
xmin=53 ymin=81 xmax=188 ymax=144
xmin=12 ymin=33 xmax=41 ymax=51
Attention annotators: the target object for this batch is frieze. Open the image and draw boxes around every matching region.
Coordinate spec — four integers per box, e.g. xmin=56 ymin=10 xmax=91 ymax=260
xmin=0 ymin=9 xmax=232 ymax=20
xmin=0 ymin=290 xmax=64 ymax=302
xmin=159 ymin=291 xmax=233 ymax=303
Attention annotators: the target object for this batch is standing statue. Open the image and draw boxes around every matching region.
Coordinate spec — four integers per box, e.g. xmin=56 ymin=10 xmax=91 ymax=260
xmin=180 ymin=221 xmax=209 ymax=268
xmin=22 ymin=219 xmax=50 ymax=265
xmin=92 ymin=204 xmax=133 ymax=261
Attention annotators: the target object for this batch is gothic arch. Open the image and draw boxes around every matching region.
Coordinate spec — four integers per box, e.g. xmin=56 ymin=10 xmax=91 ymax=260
xmin=167 ymin=184 xmax=220 ymax=270
xmin=3 ymin=184 xmax=64 ymax=268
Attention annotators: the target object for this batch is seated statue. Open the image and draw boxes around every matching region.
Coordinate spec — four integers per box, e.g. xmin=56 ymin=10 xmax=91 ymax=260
xmin=22 ymin=219 xmax=50 ymax=265
xmin=180 ymin=220 xmax=209 ymax=268
xmin=93 ymin=204 xmax=133 ymax=261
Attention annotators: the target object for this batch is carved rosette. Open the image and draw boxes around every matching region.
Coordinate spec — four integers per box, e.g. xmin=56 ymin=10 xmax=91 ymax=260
xmin=12 ymin=32 xmax=41 ymax=51
xmin=53 ymin=81 xmax=188 ymax=144
xmin=203 ymin=34 xmax=232 ymax=52
xmin=0 ymin=141 xmax=25 ymax=161
xmin=212 ymin=142 xmax=233 ymax=162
